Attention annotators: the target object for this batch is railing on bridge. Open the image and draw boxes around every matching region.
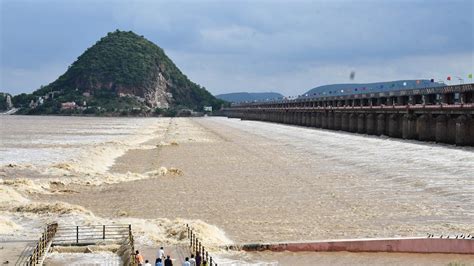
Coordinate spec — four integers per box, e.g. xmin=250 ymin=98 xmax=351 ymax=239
xmin=26 ymin=224 xmax=135 ymax=266
xmin=54 ymin=224 xmax=135 ymax=266
xmin=187 ymin=224 xmax=218 ymax=266
xmin=127 ymin=226 xmax=136 ymax=266
xmin=229 ymin=83 xmax=474 ymax=107
xmin=52 ymin=224 xmax=132 ymax=246
xmin=27 ymin=222 xmax=58 ymax=266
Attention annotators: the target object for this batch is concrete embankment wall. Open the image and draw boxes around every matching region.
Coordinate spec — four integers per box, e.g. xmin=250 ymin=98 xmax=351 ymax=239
xmin=233 ymin=238 xmax=474 ymax=254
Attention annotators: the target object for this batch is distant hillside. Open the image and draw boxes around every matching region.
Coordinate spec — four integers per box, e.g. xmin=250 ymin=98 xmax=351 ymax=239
xmin=14 ymin=30 xmax=225 ymax=116
xmin=304 ymin=80 xmax=445 ymax=97
xmin=216 ymin=92 xmax=284 ymax=103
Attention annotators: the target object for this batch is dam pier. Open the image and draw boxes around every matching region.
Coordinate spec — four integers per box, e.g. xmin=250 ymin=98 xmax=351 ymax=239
xmin=221 ymin=83 xmax=474 ymax=146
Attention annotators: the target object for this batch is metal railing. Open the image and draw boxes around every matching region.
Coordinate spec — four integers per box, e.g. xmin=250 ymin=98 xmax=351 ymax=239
xmin=186 ymin=224 xmax=218 ymax=266
xmin=225 ymin=103 xmax=474 ymax=112
xmin=27 ymin=222 xmax=58 ymax=265
xmin=127 ymin=225 xmax=136 ymax=266
xmin=53 ymin=224 xmax=135 ymax=265
xmin=52 ymin=224 xmax=131 ymax=246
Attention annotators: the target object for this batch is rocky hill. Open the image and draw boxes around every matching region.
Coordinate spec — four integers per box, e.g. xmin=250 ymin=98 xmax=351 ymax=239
xmin=15 ymin=30 xmax=225 ymax=115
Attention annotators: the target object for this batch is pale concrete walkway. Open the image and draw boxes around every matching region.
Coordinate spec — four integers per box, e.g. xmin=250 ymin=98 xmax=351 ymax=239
xmin=137 ymin=244 xmax=191 ymax=265
xmin=0 ymin=240 xmax=37 ymax=265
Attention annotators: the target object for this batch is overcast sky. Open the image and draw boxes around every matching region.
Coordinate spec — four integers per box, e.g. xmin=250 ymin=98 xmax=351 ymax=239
xmin=1 ymin=0 xmax=473 ymax=96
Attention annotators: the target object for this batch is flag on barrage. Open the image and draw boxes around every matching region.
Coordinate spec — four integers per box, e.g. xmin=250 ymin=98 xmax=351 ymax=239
xmin=447 ymin=76 xmax=451 ymax=81
xmin=469 ymin=74 xmax=473 ymax=79
xmin=430 ymin=79 xmax=434 ymax=82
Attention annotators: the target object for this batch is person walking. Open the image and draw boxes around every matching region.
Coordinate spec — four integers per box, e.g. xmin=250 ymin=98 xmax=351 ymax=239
xmin=182 ymin=257 xmax=191 ymax=266
xmin=164 ymin=255 xmax=173 ymax=266
xmin=135 ymin=250 xmax=145 ymax=266
xmin=189 ymin=254 xmax=196 ymax=266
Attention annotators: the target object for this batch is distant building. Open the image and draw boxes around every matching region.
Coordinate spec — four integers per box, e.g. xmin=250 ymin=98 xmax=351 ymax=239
xmin=5 ymin=95 xmax=12 ymax=109
xmin=82 ymin=92 xmax=91 ymax=97
xmin=61 ymin=102 xmax=76 ymax=110
xmin=203 ymin=106 xmax=213 ymax=112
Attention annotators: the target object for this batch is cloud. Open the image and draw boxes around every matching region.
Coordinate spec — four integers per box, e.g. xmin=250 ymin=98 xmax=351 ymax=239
xmin=171 ymin=51 xmax=473 ymax=96
xmin=0 ymin=0 xmax=473 ymax=95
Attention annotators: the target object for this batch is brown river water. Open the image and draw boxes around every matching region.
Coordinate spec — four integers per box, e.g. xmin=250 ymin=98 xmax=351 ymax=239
xmin=0 ymin=116 xmax=473 ymax=265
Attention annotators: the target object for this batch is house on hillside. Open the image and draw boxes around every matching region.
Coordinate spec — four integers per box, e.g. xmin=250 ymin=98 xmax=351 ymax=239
xmin=61 ymin=102 xmax=76 ymax=110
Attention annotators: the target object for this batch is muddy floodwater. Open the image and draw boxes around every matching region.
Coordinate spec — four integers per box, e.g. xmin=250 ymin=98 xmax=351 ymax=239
xmin=1 ymin=116 xmax=473 ymax=265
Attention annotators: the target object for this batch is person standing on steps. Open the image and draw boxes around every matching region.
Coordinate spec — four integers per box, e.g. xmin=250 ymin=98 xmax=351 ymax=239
xmin=182 ymin=257 xmax=191 ymax=266
xmin=164 ymin=255 xmax=173 ymax=266
xmin=189 ymin=254 xmax=196 ymax=266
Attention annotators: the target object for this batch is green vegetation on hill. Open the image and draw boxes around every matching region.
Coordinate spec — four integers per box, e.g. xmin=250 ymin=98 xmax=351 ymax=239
xmin=15 ymin=30 xmax=226 ymax=115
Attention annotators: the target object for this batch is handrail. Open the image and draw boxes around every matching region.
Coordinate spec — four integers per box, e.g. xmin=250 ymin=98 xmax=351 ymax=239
xmin=26 ymin=223 xmax=135 ymax=265
xmin=230 ymin=83 xmax=474 ymax=106
xmin=52 ymin=224 xmax=132 ymax=245
xmin=224 ymin=103 xmax=474 ymax=112
xmin=27 ymin=222 xmax=58 ymax=266
xmin=186 ymin=224 xmax=218 ymax=266
xmin=127 ymin=224 xmax=136 ymax=266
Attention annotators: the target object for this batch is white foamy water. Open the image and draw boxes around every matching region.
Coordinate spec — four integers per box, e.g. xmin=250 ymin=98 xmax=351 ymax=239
xmin=0 ymin=116 xmax=162 ymax=168
xmin=0 ymin=116 xmax=170 ymax=243
xmin=0 ymin=116 xmax=231 ymax=257
xmin=216 ymin=118 xmax=474 ymax=207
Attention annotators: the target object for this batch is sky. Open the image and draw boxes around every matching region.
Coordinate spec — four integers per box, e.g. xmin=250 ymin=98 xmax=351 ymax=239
xmin=1 ymin=0 xmax=473 ymax=96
